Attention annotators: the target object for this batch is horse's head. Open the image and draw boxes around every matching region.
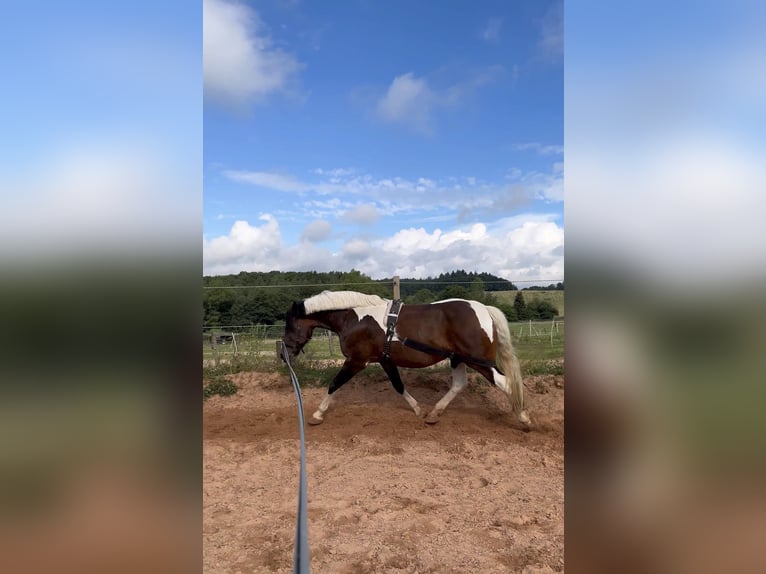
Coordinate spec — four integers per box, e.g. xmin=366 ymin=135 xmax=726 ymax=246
xmin=282 ymin=301 xmax=312 ymax=359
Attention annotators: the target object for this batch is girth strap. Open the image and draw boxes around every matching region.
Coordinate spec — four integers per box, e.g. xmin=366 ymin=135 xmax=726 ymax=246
xmin=400 ymin=337 xmax=498 ymax=370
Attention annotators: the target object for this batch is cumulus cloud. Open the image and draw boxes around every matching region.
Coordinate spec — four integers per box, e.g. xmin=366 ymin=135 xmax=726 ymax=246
xmin=203 ymin=214 xmax=563 ymax=283
xmin=300 ymin=219 xmax=332 ymax=243
xmin=376 ymin=73 xmax=435 ymax=134
xmin=342 ymin=238 xmax=372 ymax=259
xmin=203 ymin=215 xmax=337 ymax=275
xmin=374 ymin=67 xmax=503 ymax=134
xmin=203 ymin=0 xmax=302 ymax=106
xmin=371 ymin=219 xmax=564 ymax=280
xmin=204 ymin=215 xmax=282 ymax=264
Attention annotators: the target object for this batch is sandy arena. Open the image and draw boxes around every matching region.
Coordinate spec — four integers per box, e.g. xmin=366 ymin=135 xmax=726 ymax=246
xmin=204 ymin=367 xmax=564 ymax=573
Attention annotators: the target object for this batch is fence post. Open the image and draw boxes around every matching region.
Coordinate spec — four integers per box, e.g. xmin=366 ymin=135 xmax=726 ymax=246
xmin=393 ymin=275 xmax=400 ymax=299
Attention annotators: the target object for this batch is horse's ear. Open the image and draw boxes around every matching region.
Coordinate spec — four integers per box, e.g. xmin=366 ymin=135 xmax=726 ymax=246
xmin=288 ymin=301 xmax=306 ymax=317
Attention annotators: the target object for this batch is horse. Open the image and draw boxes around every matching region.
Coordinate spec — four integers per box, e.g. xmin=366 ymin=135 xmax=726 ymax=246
xmin=282 ymin=290 xmax=531 ymax=428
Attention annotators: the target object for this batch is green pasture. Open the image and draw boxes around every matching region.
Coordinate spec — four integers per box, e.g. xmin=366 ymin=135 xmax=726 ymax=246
xmin=489 ymin=290 xmax=565 ymax=318
xmin=203 ymin=320 xmax=562 ymax=363
xmin=203 ymin=319 xmax=563 ymax=397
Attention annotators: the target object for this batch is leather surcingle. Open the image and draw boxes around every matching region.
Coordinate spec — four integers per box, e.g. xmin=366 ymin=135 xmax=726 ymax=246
xmin=382 ymin=299 xmax=403 ymax=360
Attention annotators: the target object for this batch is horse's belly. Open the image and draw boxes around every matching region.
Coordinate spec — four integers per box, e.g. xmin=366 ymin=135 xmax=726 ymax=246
xmin=392 ymin=351 xmax=444 ymax=369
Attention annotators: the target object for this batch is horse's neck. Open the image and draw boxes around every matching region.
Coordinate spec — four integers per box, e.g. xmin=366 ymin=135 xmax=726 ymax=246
xmin=308 ymin=309 xmax=352 ymax=333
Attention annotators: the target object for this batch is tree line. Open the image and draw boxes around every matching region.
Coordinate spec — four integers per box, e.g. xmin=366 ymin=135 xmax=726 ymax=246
xmin=203 ymin=270 xmax=562 ymax=328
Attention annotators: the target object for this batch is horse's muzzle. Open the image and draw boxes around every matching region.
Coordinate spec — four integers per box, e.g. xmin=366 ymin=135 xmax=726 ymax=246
xmin=279 ymin=340 xmax=289 ymax=362
xmin=280 ymin=340 xmax=300 ymax=362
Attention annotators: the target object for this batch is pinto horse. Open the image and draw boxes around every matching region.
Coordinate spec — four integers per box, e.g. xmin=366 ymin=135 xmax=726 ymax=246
xmin=282 ymin=290 xmax=531 ymax=428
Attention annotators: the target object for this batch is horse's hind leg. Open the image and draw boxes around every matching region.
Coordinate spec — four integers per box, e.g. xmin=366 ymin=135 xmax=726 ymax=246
xmin=380 ymin=359 xmax=422 ymax=417
xmin=473 ymin=364 xmax=531 ymax=429
xmin=425 ymin=362 xmax=468 ymax=424
xmin=309 ymin=359 xmax=365 ymax=425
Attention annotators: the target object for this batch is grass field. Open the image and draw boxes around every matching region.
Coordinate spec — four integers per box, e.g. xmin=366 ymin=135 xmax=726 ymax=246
xmin=203 ymin=318 xmax=563 ymax=396
xmin=490 ymin=290 xmax=565 ymax=318
xmin=204 ymin=320 xmax=563 ymax=362
xmin=202 ymin=293 xmax=565 ymax=398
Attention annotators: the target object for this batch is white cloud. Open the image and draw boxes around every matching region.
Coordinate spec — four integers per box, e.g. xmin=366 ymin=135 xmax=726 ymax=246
xmin=539 ymin=1 xmax=563 ymax=58
xmin=506 ymin=161 xmax=563 ymax=202
xmin=376 ymin=73 xmax=435 ymax=134
xmin=342 ymin=203 xmax=380 ymax=225
xmin=370 ymin=219 xmax=563 ymax=280
xmin=512 ymin=142 xmax=564 ymax=156
xmin=507 ymin=221 xmax=564 ymax=258
xmin=223 ymin=169 xmax=308 ymax=192
xmin=301 ymin=219 xmax=332 ymax=243
xmin=203 ymin=215 xmax=335 ymax=275
xmin=204 ymin=215 xmax=281 ymax=262
xmin=220 ymin=162 xmax=563 ymax=220
xmin=203 ymin=0 xmax=302 ymax=106
xmin=374 ymin=67 xmax=503 ymax=134
xmin=342 ymin=238 xmax=372 ymax=258
xmin=417 ymin=177 xmax=435 ymax=189
xmin=203 ymin=214 xmax=564 ymax=282
xmin=481 ymin=18 xmax=503 ymax=43
xmin=313 ymin=167 xmax=355 ymax=179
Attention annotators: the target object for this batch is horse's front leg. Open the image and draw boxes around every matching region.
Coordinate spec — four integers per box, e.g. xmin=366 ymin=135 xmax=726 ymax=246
xmin=309 ymin=359 xmax=366 ymax=425
xmin=379 ymin=358 xmax=422 ymax=418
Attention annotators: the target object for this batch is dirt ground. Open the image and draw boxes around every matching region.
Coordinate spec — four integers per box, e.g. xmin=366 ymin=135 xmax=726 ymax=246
xmin=203 ymin=367 xmax=564 ymax=574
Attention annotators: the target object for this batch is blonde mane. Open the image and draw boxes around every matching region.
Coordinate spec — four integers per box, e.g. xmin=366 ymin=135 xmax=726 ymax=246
xmin=303 ymin=290 xmax=388 ymax=314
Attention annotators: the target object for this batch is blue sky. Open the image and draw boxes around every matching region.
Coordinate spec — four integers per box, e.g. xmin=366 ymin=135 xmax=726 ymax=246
xmin=203 ymin=0 xmax=564 ymax=282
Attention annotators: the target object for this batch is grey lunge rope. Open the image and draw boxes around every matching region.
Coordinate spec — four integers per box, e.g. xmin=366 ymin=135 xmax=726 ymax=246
xmin=281 ymin=342 xmax=310 ymax=574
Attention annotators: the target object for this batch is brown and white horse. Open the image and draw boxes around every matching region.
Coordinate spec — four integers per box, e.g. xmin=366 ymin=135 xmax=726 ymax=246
xmin=282 ymin=290 xmax=530 ymax=428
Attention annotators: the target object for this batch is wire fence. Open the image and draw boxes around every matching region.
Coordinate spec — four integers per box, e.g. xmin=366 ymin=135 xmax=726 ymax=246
xmin=202 ymin=319 xmax=564 ymax=366
xmin=202 ymin=276 xmax=564 ymax=366
xmin=203 ymin=278 xmax=563 ymax=290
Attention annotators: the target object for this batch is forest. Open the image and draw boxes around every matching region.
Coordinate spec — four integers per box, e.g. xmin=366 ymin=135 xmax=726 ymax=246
xmin=203 ymin=270 xmax=563 ymax=327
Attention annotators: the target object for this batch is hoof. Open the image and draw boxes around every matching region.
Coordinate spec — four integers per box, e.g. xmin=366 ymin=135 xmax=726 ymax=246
xmin=308 ymin=416 xmax=324 ymax=426
xmin=425 ymin=412 xmax=440 ymax=425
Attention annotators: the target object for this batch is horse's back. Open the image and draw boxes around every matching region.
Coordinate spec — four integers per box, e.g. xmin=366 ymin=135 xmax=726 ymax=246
xmin=427 ymin=299 xmax=494 ymax=339
xmin=399 ymin=299 xmax=495 ymax=350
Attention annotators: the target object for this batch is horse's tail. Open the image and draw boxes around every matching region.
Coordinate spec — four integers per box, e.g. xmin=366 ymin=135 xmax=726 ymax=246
xmin=486 ymin=305 xmax=529 ymax=423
